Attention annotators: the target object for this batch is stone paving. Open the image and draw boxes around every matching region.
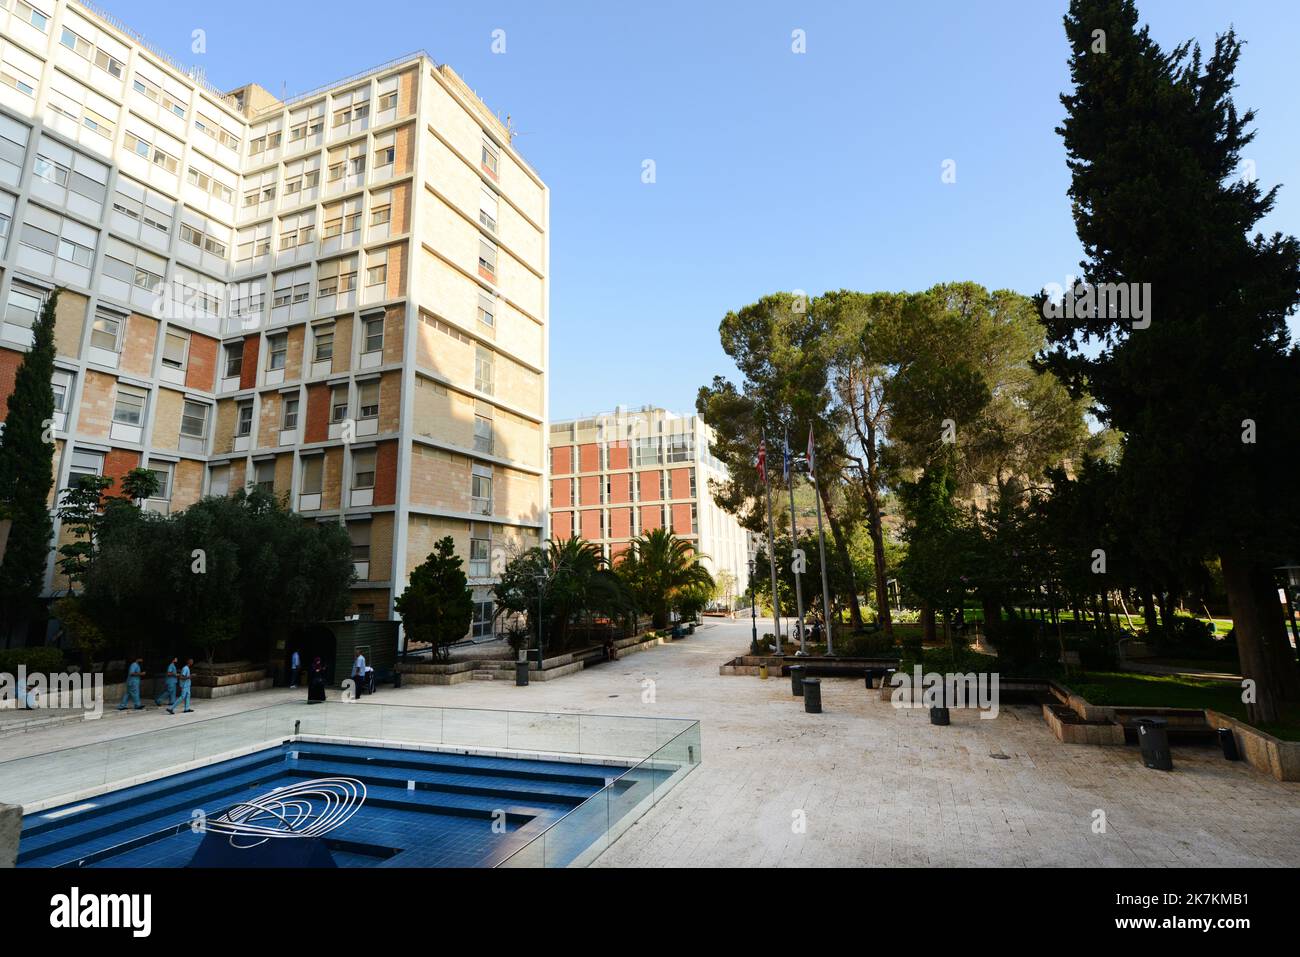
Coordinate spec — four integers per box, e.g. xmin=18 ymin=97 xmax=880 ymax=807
xmin=4 ymin=618 xmax=1299 ymax=866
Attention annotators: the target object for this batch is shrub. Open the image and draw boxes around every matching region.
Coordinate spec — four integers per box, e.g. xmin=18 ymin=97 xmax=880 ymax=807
xmin=0 ymin=647 xmax=66 ymax=674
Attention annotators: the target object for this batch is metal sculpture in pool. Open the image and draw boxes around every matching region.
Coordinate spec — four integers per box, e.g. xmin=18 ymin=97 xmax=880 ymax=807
xmin=188 ymin=777 xmax=367 ymax=867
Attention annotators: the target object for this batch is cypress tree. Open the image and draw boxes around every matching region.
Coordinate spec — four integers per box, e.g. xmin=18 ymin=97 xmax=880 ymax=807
xmin=0 ymin=289 xmax=60 ymax=644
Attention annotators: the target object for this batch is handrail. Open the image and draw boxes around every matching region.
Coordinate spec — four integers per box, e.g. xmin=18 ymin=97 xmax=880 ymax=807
xmin=247 ymin=51 xmax=433 ymax=118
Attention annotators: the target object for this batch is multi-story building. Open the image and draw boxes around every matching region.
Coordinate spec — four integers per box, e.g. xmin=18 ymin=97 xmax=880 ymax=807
xmin=548 ymin=406 xmax=750 ymax=603
xmin=0 ymin=0 xmax=548 ymax=638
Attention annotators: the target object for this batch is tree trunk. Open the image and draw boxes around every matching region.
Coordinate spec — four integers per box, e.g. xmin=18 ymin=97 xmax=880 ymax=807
xmin=1141 ymin=591 xmax=1158 ymax=635
xmin=1220 ymin=547 xmax=1300 ymax=724
xmin=921 ymin=601 xmax=936 ymax=642
xmin=816 ymin=479 xmax=864 ymax=631
xmin=864 ymin=490 xmax=893 ymax=639
xmin=981 ymin=595 xmax=1002 ymax=641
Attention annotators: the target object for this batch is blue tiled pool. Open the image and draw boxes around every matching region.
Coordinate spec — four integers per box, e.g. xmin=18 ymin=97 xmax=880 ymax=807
xmin=18 ymin=743 xmax=669 ymax=867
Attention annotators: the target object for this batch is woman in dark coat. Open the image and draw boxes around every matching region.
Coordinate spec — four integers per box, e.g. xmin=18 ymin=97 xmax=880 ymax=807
xmin=308 ymin=657 xmax=327 ymax=703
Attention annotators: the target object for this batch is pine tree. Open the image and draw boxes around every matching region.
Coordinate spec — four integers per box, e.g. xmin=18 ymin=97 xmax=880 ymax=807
xmin=1045 ymin=1 xmax=1300 ymax=722
xmin=0 ymin=289 xmax=59 ymax=644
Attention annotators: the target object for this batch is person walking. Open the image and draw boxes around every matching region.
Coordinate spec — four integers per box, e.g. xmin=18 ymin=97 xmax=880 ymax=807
xmin=288 ymin=649 xmax=301 ymax=689
xmin=117 ymin=657 xmax=146 ymax=711
xmin=167 ymin=658 xmax=195 ymax=714
xmin=154 ymin=656 xmax=179 ymax=707
xmin=308 ymin=657 xmax=326 ymax=703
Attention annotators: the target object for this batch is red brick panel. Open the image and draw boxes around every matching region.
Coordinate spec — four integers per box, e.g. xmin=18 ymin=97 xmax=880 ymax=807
xmin=239 ymin=333 xmax=261 ymax=391
xmin=640 ymin=505 xmax=662 ymax=532
xmin=551 ymin=477 xmax=571 ymax=507
xmin=551 ymin=446 xmax=572 ymax=475
xmin=607 ymin=443 xmax=630 ymax=470
xmin=578 ymin=443 xmax=599 ymax=473
xmin=609 ymin=472 xmax=630 ymax=504
xmin=579 ymin=508 xmax=600 ymax=540
xmin=304 ymin=383 xmax=330 ymax=443
xmin=610 ymin=506 xmax=631 ymax=539
xmin=671 ymin=502 xmax=692 ymax=534
xmin=103 ymin=449 xmax=141 ymax=499
xmin=670 ymin=467 xmax=690 ymax=500
xmin=373 ymin=440 xmax=398 ymax=506
xmin=552 ymin=510 xmax=572 ymax=539
xmin=186 ymin=333 xmax=218 ymax=392
xmin=638 ymin=471 xmax=660 ymax=502
xmin=0 ymin=348 xmax=21 ymax=422
xmin=579 ymin=475 xmax=599 ymax=507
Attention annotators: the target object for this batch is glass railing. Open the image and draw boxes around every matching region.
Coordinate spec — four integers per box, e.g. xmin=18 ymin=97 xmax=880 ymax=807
xmin=497 ymin=718 xmax=702 ymax=867
xmin=0 ymin=700 xmax=701 ymax=843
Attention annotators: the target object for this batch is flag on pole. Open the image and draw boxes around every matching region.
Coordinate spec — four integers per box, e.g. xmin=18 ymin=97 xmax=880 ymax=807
xmin=807 ymin=425 xmax=816 ymax=478
xmin=782 ymin=431 xmax=791 ymax=482
xmin=757 ymin=439 xmax=767 ymax=483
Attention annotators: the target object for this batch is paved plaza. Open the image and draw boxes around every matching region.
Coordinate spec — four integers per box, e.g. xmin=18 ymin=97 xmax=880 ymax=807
xmin=6 ymin=618 xmax=1300 ymax=867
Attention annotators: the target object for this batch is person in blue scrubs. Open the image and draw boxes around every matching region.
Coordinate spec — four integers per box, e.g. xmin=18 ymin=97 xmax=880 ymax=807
xmin=167 ymin=658 xmax=195 ymax=714
xmin=117 ymin=657 xmax=146 ymax=710
xmin=155 ymin=656 xmax=179 ymax=707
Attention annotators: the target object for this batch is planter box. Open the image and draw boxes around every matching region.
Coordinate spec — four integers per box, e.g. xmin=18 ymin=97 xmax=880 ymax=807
xmin=1041 ymin=703 xmax=1125 ymax=745
xmin=1206 ymin=709 xmax=1300 ymax=782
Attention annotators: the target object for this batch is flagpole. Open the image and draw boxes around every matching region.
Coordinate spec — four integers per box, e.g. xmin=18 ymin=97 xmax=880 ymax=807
xmin=764 ymin=464 xmax=784 ymax=652
xmin=785 ymin=434 xmax=806 ymax=656
xmin=809 ymin=428 xmax=835 ymax=655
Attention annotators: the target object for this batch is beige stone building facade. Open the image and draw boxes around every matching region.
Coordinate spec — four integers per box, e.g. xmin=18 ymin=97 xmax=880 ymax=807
xmin=0 ymin=0 xmax=548 ymax=637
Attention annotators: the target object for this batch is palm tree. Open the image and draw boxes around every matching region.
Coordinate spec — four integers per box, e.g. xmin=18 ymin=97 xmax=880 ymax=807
xmin=616 ymin=528 xmax=715 ymax=629
xmin=496 ymin=537 xmax=630 ymax=653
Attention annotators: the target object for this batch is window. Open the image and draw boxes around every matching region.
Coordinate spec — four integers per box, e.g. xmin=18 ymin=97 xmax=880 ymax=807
xmin=51 ymin=374 xmax=70 ymax=413
xmin=331 ymin=386 xmax=349 ymax=423
xmin=378 ymin=92 xmax=398 ymax=112
xmin=357 ymin=381 xmax=379 ymax=420
xmin=146 ymin=463 xmax=172 ymax=501
xmin=282 ymin=396 xmax=299 ymax=430
xmin=374 ymin=143 xmax=394 ymax=168
xmin=224 ymin=341 xmax=244 ymax=379
xmin=180 ymin=222 xmax=202 ymax=248
xmin=362 ymin=315 xmax=384 ymax=353
xmin=352 ymin=449 xmax=375 ymax=489
xmin=300 ymin=455 xmax=323 ymax=494
xmin=162 ymin=330 xmax=189 ymax=370
xmin=4 ymin=287 xmax=43 ymax=329
xmin=478 ymin=238 xmax=497 ymax=278
xmin=370 ymin=204 xmax=391 ymax=227
xmin=94 ymin=49 xmax=124 ymax=79
xmin=180 ymin=400 xmax=209 ymax=439
xmin=474 ymin=347 xmax=493 ymax=394
xmin=367 ymin=261 xmax=386 ymax=287
xmin=19 ymin=2 xmax=50 ymax=33
xmin=471 ymin=474 xmax=492 ymax=514
xmin=470 ymin=531 xmax=490 ymax=578
xmin=479 ymin=186 xmax=498 ymax=232
xmin=90 ymin=315 xmax=120 ymax=352
xmin=67 ymin=448 xmax=103 ymax=479
xmin=481 ymin=139 xmax=499 ymax=176
xmin=60 ymin=27 xmax=93 ymax=59
xmin=236 ymin=402 xmax=253 ymax=437
xmin=267 ymin=333 xmax=287 ymax=371
xmin=313 ymin=325 xmax=334 ymax=362
xmin=112 ymin=386 xmax=146 ymax=425
xmin=474 ymin=415 xmax=493 ymax=454
xmin=254 ymin=459 xmax=274 ymax=494
xmin=349 ymin=522 xmax=371 ymax=564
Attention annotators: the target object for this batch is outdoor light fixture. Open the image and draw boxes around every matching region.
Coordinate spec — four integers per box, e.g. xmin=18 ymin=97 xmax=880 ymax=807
xmin=747 ymin=555 xmax=758 ymax=650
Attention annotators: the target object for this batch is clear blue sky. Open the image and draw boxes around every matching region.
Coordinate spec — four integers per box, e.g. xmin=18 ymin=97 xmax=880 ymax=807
xmin=106 ymin=0 xmax=1300 ymax=420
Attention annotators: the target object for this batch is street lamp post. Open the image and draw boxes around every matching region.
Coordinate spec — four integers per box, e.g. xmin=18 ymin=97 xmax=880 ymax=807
xmin=747 ymin=556 xmax=758 ymax=650
xmin=534 ymin=571 xmax=548 ymax=667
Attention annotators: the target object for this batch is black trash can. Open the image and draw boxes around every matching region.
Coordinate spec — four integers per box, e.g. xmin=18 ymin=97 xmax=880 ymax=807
xmin=930 ymin=706 xmax=950 ymax=726
xmin=791 ymin=665 xmax=806 ymax=697
xmin=392 ymin=670 xmax=403 ymax=689
xmin=515 ymin=660 xmax=530 ymax=687
xmin=1137 ymin=717 xmax=1173 ymax=770
xmin=1217 ymin=727 xmax=1240 ymax=761
xmin=803 ymin=677 xmax=822 ymax=713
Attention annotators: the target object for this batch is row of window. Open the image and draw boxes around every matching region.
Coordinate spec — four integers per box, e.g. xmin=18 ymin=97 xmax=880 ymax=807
xmin=555 ymin=468 xmax=697 ymax=506
xmin=558 ymin=504 xmax=700 ymax=539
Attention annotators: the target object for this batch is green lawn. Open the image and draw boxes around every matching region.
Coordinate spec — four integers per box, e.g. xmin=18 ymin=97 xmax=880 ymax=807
xmin=1065 ymin=670 xmax=1300 ymax=741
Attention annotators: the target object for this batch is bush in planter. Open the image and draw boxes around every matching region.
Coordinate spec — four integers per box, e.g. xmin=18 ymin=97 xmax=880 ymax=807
xmin=0 ymin=646 xmax=65 ymax=675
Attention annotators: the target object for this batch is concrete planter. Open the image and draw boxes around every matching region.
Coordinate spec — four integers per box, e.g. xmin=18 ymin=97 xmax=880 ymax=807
xmin=1206 ymin=709 xmax=1300 ymax=782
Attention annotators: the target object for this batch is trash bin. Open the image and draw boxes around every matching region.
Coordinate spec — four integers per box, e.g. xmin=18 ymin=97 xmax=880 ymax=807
xmin=515 ymin=660 xmax=529 ymax=687
xmin=930 ymin=706 xmax=950 ymax=726
xmin=392 ymin=671 xmax=403 ymax=689
xmin=1217 ymin=727 xmax=1240 ymax=761
xmin=1137 ymin=717 xmax=1173 ymax=770
xmin=803 ymin=677 xmax=822 ymax=713
xmin=791 ymin=665 xmax=806 ymax=697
